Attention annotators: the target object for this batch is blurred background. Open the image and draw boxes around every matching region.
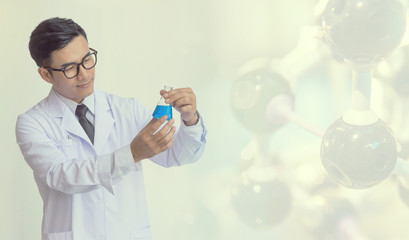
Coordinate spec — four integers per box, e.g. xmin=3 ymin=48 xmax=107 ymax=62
xmin=2 ymin=0 xmax=409 ymax=239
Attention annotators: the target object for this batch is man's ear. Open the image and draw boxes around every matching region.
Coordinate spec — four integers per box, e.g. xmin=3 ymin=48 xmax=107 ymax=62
xmin=38 ymin=67 xmax=53 ymax=84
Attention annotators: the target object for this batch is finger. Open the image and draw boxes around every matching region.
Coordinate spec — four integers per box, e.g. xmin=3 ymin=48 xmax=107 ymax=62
xmin=158 ymin=126 xmax=176 ymax=146
xmin=145 ymin=115 xmax=168 ymax=135
xmin=166 ymin=88 xmax=192 ymax=96
xmin=170 ymin=97 xmax=192 ymax=108
xmin=157 ymin=126 xmax=176 ymax=149
xmin=139 ymin=117 xmax=159 ymax=134
xmin=163 ymin=91 xmax=182 ymax=104
xmin=179 ymin=105 xmax=195 ymax=114
xmin=167 ymin=94 xmax=195 ymax=107
xmin=160 ymin=137 xmax=174 ymax=152
xmin=152 ymin=118 xmax=175 ymax=141
xmin=159 ymin=89 xmax=169 ymax=96
xmin=161 ymin=88 xmax=181 ymax=99
xmin=164 ymin=88 xmax=194 ymax=104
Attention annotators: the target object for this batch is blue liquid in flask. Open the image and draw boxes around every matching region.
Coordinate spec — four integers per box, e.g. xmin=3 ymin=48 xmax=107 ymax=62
xmin=153 ymin=105 xmax=172 ymax=120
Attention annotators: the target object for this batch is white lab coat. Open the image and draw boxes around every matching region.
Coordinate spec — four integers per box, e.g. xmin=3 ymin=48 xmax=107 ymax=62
xmin=16 ymin=88 xmax=207 ymax=240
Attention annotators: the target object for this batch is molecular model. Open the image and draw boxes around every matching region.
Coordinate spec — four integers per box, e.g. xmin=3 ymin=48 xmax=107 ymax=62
xmin=228 ymin=0 xmax=409 ymax=239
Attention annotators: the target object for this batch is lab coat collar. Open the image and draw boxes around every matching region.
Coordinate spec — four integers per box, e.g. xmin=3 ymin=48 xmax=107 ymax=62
xmin=47 ymin=89 xmax=92 ymax=145
xmin=48 ymin=89 xmax=66 ymax=118
xmin=54 ymin=90 xmax=95 ymax=117
xmin=47 ymin=88 xmax=115 ymax=151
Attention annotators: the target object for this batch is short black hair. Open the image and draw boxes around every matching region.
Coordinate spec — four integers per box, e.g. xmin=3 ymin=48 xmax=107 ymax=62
xmin=29 ymin=17 xmax=88 ymax=67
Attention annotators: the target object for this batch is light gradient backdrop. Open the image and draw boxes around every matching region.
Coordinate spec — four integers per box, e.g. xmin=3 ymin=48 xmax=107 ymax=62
xmin=2 ymin=0 xmax=409 ymax=239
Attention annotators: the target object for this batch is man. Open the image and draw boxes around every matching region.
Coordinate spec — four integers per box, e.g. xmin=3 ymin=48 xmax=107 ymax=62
xmin=16 ymin=17 xmax=207 ymax=240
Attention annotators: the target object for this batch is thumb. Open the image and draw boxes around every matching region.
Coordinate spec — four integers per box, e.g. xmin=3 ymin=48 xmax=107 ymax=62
xmin=160 ymin=90 xmax=168 ymax=96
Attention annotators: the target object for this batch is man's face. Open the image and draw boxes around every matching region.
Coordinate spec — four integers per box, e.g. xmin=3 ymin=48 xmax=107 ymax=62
xmin=41 ymin=35 xmax=95 ymax=103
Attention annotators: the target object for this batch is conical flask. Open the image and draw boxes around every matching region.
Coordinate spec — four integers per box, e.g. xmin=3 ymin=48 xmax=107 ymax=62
xmin=153 ymin=86 xmax=173 ymax=120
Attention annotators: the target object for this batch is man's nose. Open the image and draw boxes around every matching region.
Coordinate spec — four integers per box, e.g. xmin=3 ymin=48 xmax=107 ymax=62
xmin=77 ymin=64 xmax=88 ymax=80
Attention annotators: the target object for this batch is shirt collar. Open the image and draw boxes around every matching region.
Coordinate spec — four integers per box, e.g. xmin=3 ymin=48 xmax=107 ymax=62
xmin=53 ymin=88 xmax=95 ymax=116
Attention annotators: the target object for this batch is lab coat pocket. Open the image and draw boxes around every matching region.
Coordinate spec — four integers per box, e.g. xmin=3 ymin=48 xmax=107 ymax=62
xmin=43 ymin=231 xmax=73 ymax=240
xmin=131 ymin=226 xmax=152 ymax=239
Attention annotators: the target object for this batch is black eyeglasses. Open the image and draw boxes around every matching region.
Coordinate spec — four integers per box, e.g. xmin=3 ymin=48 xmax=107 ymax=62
xmin=44 ymin=48 xmax=98 ymax=79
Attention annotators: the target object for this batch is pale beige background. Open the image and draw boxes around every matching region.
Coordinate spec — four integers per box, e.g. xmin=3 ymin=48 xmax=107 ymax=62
xmin=2 ymin=0 xmax=409 ymax=239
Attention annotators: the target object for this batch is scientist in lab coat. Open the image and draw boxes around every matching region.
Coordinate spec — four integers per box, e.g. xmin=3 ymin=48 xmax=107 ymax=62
xmin=15 ymin=17 xmax=207 ymax=240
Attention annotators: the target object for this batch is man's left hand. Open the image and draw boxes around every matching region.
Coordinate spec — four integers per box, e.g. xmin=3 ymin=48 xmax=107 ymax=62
xmin=160 ymin=87 xmax=198 ymax=126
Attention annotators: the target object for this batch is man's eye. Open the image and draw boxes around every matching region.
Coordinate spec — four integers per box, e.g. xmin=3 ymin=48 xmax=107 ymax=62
xmin=84 ymin=56 xmax=91 ymax=62
xmin=65 ymin=65 xmax=75 ymax=71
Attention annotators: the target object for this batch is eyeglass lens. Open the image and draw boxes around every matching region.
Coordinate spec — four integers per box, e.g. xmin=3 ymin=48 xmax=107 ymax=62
xmin=64 ymin=52 xmax=97 ymax=78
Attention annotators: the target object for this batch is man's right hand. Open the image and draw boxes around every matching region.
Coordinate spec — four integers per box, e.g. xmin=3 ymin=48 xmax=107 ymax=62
xmin=130 ymin=115 xmax=176 ymax=162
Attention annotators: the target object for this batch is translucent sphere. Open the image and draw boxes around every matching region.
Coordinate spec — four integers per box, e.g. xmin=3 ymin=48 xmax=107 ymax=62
xmin=321 ymin=118 xmax=398 ymax=189
xmin=322 ymin=0 xmax=406 ymax=66
xmin=230 ymin=67 xmax=292 ymax=134
xmin=231 ymin=171 xmax=292 ymax=228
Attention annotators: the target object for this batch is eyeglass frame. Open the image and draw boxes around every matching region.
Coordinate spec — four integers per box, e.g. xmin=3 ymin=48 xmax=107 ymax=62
xmin=43 ymin=48 xmax=98 ymax=79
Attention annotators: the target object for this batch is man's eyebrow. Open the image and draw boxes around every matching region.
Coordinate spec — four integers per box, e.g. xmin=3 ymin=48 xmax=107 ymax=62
xmin=59 ymin=51 xmax=91 ymax=68
xmin=60 ymin=61 xmax=77 ymax=68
